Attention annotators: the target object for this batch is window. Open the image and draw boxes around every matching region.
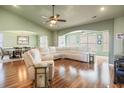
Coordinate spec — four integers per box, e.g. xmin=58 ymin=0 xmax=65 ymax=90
xmin=66 ymin=33 xmax=81 ymax=47
xmin=0 ymin=33 xmax=3 ymax=47
xmin=80 ymin=33 xmax=97 ymax=52
xmin=66 ymin=35 xmax=77 ymax=47
xmin=88 ymin=34 xmax=97 ymax=52
xmin=58 ymin=35 xmax=65 ymax=47
xmin=80 ymin=33 xmax=88 ymax=51
xmin=58 ymin=31 xmax=109 ymax=56
xmin=40 ymin=36 xmax=48 ymax=47
xmin=102 ymin=32 xmax=109 ymax=52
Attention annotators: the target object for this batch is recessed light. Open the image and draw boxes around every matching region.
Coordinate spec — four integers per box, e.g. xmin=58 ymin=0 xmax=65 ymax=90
xmin=100 ymin=7 xmax=105 ymax=11
xmin=12 ymin=5 xmax=18 ymax=7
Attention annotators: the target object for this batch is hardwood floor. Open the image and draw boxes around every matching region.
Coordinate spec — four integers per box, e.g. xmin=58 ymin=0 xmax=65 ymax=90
xmin=0 ymin=57 xmax=123 ymax=88
xmin=0 ymin=61 xmax=32 ymax=88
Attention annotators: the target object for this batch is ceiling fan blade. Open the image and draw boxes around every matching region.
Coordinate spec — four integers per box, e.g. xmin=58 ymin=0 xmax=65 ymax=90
xmin=42 ymin=16 xmax=48 ymax=19
xmin=56 ymin=14 xmax=60 ymax=18
xmin=42 ymin=20 xmax=50 ymax=24
xmin=50 ymin=16 xmax=54 ymax=19
xmin=42 ymin=21 xmax=47 ymax=24
xmin=57 ymin=19 xmax=66 ymax=22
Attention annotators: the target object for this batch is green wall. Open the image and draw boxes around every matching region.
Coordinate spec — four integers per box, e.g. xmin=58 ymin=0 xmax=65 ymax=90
xmin=0 ymin=8 xmax=53 ymax=47
xmin=0 ymin=32 xmax=38 ymax=47
xmin=114 ymin=16 xmax=124 ymax=55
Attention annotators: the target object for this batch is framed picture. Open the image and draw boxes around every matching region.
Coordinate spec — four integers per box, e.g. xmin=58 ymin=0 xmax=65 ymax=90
xmin=116 ymin=33 xmax=124 ymax=39
xmin=17 ymin=36 xmax=29 ymax=45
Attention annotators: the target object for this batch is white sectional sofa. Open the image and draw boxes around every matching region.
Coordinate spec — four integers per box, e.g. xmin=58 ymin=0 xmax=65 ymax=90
xmin=39 ymin=47 xmax=95 ymax=62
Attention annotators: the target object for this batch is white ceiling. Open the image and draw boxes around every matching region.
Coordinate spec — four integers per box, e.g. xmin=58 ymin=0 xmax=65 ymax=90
xmin=1 ymin=5 xmax=124 ymax=31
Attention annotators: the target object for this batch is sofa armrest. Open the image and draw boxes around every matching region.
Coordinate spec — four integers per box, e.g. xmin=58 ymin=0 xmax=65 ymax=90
xmin=34 ymin=63 xmax=48 ymax=68
xmin=34 ymin=61 xmax=54 ymax=68
xmin=42 ymin=61 xmax=54 ymax=65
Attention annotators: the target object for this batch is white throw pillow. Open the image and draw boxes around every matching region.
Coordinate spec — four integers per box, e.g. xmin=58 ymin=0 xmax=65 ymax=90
xmin=29 ymin=49 xmax=42 ymax=64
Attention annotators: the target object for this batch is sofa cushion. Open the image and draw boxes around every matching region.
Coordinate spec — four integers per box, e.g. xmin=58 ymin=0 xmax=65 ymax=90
xmin=49 ymin=47 xmax=56 ymax=53
xmin=29 ymin=49 xmax=42 ymax=64
xmin=39 ymin=48 xmax=49 ymax=56
xmin=50 ymin=52 xmax=64 ymax=59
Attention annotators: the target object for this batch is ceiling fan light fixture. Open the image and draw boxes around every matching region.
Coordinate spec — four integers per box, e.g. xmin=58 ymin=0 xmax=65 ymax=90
xmin=50 ymin=24 xmax=53 ymax=27
xmin=50 ymin=19 xmax=57 ymax=24
xmin=41 ymin=5 xmax=66 ymax=27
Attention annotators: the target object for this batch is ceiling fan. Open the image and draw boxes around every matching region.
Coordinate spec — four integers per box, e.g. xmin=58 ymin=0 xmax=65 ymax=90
xmin=42 ymin=5 xmax=67 ymax=26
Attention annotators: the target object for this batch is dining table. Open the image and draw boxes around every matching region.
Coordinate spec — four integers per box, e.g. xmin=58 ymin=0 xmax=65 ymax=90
xmin=3 ymin=47 xmax=23 ymax=58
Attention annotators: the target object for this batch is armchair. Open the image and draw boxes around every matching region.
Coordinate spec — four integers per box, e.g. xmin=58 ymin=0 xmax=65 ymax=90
xmin=23 ymin=49 xmax=54 ymax=87
xmin=114 ymin=57 xmax=124 ymax=84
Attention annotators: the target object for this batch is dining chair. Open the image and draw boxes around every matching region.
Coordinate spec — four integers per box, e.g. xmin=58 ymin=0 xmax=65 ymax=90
xmin=13 ymin=47 xmax=22 ymax=58
xmin=0 ymin=47 xmax=11 ymax=59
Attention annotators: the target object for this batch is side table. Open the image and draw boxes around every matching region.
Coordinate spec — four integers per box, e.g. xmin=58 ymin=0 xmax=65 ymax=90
xmin=34 ymin=64 xmax=48 ymax=88
xmin=89 ymin=53 xmax=95 ymax=64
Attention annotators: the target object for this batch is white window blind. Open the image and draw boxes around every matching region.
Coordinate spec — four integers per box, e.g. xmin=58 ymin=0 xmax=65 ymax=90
xmin=40 ymin=36 xmax=48 ymax=47
xmin=58 ymin=35 xmax=65 ymax=47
